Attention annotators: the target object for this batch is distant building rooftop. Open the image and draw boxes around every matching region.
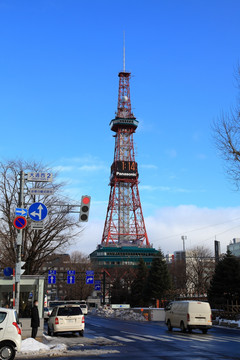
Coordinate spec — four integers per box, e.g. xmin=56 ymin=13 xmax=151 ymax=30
xmin=227 ymin=238 xmax=240 ymax=257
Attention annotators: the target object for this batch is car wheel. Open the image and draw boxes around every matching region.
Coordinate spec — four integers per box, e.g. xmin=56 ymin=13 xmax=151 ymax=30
xmin=48 ymin=326 xmax=55 ymax=336
xmin=79 ymin=330 xmax=84 ymax=337
xmin=167 ymin=320 xmax=172 ymax=331
xmin=47 ymin=326 xmax=51 ymax=336
xmin=202 ymin=329 xmax=208 ymax=334
xmin=180 ymin=321 xmax=186 ymax=333
xmin=0 ymin=343 xmax=16 ymax=360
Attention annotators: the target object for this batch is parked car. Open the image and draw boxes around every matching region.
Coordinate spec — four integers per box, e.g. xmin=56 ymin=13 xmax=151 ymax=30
xmin=165 ymin=301 xmax=212 ymax=334
xmin=44 ymin=307 xmax=49 ymax=321
xmin=79 ymin=304 xmax=88 ymax=315
xmin=48 ymin=305 xmax=85 ymax=336
xmin=0 ymin=307 xmax=22 ymax=360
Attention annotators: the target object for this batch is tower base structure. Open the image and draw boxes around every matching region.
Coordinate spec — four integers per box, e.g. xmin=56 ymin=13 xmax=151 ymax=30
xmin=90 ymin=245 xmax=159 ymax=269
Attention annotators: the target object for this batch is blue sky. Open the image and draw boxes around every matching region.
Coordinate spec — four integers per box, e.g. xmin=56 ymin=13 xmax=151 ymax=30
xmin=1 ymin=0 xmax=240 ymax=255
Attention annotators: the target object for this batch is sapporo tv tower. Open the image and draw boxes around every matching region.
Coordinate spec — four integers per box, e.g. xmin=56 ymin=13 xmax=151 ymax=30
xmin=90 ymin=44 xmax=158 ymax=269
xmin=101 ymin=53 xmax=149 ymax=248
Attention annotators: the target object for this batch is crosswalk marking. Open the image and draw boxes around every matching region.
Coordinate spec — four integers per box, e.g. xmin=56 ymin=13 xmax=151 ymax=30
xmin=128 ymin=335 xmax=153 ymax=342
xmin=162 ymin=335 xmax=193 ymax=342
xmin=110 ymin=336 xmax=135 ymax=342
xmin=107 ymin=332 xmax=240 ymax=345
xmin=144 ymin=335 xmax=173 ymax=342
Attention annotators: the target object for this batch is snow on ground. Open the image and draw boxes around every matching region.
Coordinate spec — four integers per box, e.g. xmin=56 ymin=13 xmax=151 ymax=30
xmin=17 ymin=337 xmax=119 ymax=358
xmin=217 ymin=318 xmax=240 ymax=327
xmin=93 ymin=307 xmax=147 ymax=321
xmin=18 ymin=338 xmax=67 ymax=357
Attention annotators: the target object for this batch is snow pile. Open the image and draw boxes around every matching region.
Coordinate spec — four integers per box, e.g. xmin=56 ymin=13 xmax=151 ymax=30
xmin=19 ymin=338 xmax=67 ymax=357
xmin=218 ymin=318 xmax=240 ymax=328
xmin=94 ymin=307 xmax=147 ymax=321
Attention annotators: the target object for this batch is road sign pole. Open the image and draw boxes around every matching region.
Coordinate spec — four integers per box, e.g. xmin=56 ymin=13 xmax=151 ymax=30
xmin=102 ymin=270 xmax=106 ymax=306
xmin=15 ymin=170 xmax=24 ymax=314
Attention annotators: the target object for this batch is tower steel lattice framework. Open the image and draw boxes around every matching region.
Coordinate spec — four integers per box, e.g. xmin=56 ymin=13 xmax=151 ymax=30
xmin=101 ymin=69 xmax=150 ymax=248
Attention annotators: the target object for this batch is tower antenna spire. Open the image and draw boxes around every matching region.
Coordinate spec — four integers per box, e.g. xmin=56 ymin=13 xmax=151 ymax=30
xmin=123 ymin=31 xmax=125 ymax=72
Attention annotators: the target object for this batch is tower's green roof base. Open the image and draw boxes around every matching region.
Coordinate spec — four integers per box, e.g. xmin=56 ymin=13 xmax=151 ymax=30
xmin=90 ymin=246 xmax=159 ymax=268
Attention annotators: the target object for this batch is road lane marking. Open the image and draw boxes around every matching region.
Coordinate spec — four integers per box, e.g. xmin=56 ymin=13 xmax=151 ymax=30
xmin=144 ymin=335 xmax=173 ymax=342
xmin=162 ymin=335 xmax=193 ymax=342
xmin=110 ymin=336 xmax=135 ymax=342
xmin=128 ymin=335 xmax=153 ymax=342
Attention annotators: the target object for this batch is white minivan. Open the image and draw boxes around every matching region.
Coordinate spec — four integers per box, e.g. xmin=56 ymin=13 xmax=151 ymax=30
xmin=165 ymin=301 xmax=212 ymax=334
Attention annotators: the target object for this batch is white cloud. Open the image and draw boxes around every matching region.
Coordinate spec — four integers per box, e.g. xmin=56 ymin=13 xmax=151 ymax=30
xmin=146 ymin=205 xmax=240 ymax=255
xmin=78 ymin=165 xmax=108 ymax=172
xmin=53 ymin=165 xmax=74 ymax=172
xmin=69 ymin=205 xmax=240 ymax=258
xmin=139 ymin=185 xmax=191 ymax=193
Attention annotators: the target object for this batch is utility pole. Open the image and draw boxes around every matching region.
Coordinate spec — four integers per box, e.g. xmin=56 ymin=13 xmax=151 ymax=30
xmin=15 ymin=170 xmax=24 ymax=313
xmin=181 ymin=235 xmax=187 ymax=253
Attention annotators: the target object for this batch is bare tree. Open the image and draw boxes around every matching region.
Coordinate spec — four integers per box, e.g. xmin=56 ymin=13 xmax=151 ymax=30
xmin=185 ymin=246 xmax=215 ymax=297
xmin=0 ymin=160 xmax=82 ymax=274
xmin=213 ymin=66 xmax=240 ymax=188
xmin=61 ymin=251 xmax=94 ymax=301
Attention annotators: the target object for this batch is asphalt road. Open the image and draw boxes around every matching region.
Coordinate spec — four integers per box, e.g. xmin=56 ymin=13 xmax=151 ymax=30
xmin=36 ymin=315 xmax=240 ymax=359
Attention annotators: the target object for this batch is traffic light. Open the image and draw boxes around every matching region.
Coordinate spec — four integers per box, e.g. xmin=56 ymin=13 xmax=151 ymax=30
xmin=15 ymin=261 xmax=26 ymax=277
xmin=79 ymin=195 xmax=91 ymax=222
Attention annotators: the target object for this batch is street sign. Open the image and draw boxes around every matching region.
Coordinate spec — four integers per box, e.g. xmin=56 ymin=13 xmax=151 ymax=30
xmin=86 ymin=275 xmax=94 ymax=284
xmin=30 ymin=221 xmax=44 ymax=230
xmin=48 ymin=275 xmax=56 ymax=284
xmin=30 ymin=188 xmax=54 ymax=195
xmin=13 ymin=216 xmax=27 ymax=229
xmin=48 ymin=270 xmax=56 ymax=275
xmin=29 ymin=202 xmax=48 ymax=222
xmin=27 ymin=172 xmax=53 ymax=182
xmin=94 ymin=283 xmax=101 ymax=291
xmin=67 ymin=270 xmax=76 ymax=275
xmin=67 ymin=275 xmax=75 ymax=284
xmin=15 ymin=208 xmax=27 ymax=217
xmin=3 ymin=267 xmax=13 ymax=277
xmin=86 ymin=270 xmax=94 ymax=276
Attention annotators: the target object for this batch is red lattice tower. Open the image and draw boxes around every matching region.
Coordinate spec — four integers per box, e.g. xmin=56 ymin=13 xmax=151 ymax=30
xmin=101 ymin=69 xmax=150 ymax=247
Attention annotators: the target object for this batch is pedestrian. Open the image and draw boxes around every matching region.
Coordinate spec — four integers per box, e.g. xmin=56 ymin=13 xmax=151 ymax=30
xmin=31 ymin=300 xmax=40 ymax=339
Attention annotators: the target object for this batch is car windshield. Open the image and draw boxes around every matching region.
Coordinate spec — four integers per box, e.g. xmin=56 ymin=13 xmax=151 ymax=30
xmin=49 ymin=301 xmax=65 ymax=308
xmin=57 ymin=306 xmax=82 ymax=316
xmin=0 ymin=312 xmax=7 ymax=323
xmin=80 ymin=305 xmax=87 ymax=308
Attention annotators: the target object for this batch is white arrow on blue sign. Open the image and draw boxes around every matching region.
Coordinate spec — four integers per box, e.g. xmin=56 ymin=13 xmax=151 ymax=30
xmin=15 ymin=208 xmax=28 ymax=217
xmin=29 ymin=202 xmax=48 ymax=222
xmin=86 ymin=270 xmax=94 ymax=276
xmin=95 ymin=284 xmax=101 ymax=291
xmin=48 ymin=270 xmax=56 ymax=275
xmin=67 ymin=270 xmax=76 ymax=275
xmin=86 ymin=276 xmax=94 ymax=284
xmin=67 ymin=275 xmax=75 ymax=284
xmin=48 ymin=275 xmax=56 ymax=284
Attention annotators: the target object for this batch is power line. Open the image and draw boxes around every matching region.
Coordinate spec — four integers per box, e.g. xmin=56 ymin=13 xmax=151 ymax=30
xmin=159 ymin=216 xmax=240 ymax=242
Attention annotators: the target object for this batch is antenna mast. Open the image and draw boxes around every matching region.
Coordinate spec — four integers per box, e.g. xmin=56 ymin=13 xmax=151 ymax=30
xmin=123 ymin=31 xmax=125 ymax=72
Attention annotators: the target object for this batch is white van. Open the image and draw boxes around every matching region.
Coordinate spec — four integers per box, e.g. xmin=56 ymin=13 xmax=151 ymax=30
xmin=165 ymin=301 xmax=212 ymax=334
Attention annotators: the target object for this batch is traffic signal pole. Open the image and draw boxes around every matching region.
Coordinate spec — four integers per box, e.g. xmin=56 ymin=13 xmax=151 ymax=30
xmin=15 ymin=170 xmax=24 ymax=314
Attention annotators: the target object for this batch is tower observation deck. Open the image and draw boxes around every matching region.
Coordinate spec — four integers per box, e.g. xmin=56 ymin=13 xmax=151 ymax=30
xmin=101 ymin=67 xmax=150 ymax=248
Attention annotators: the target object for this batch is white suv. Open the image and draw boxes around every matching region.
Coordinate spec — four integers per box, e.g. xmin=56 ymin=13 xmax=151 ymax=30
xmin=0 ymin=308 xmax=22 ymax=360
xmin=48 ymin=305 xmax=85 ymax=336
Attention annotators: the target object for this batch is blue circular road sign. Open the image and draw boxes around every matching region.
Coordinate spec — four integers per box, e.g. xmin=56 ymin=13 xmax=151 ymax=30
xmin=4 ymin=267 xmax=13 ymax=277
xmin=29 ymin=202 xmax=48 ymax=222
